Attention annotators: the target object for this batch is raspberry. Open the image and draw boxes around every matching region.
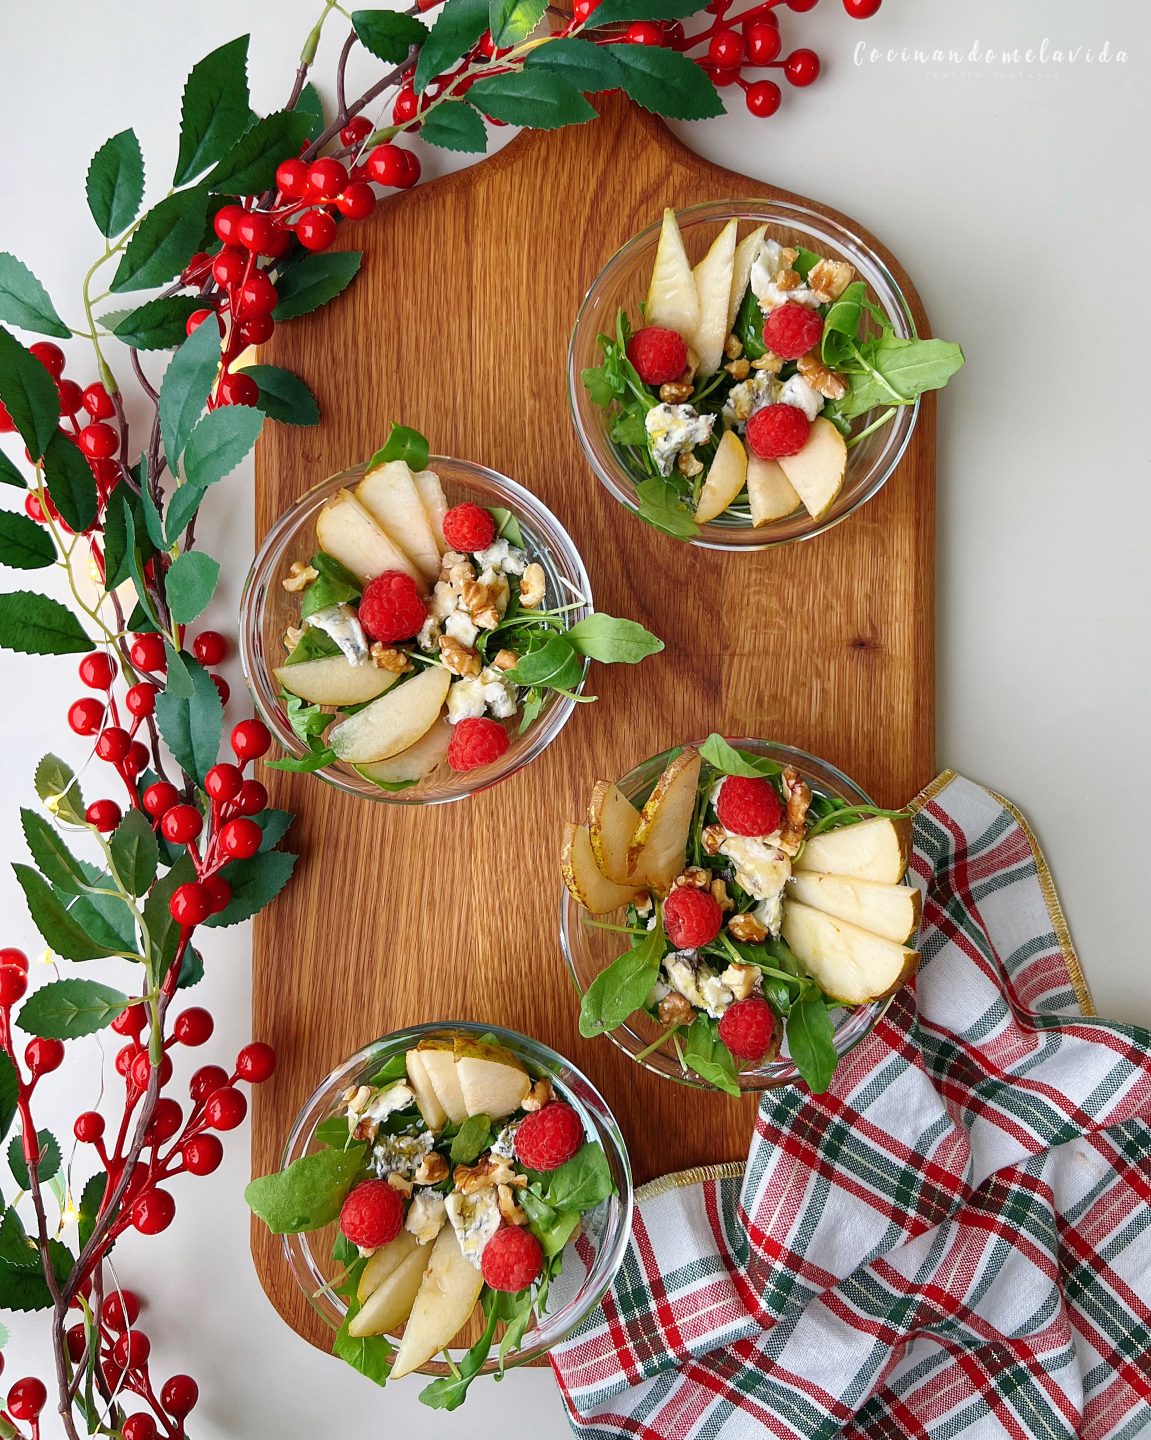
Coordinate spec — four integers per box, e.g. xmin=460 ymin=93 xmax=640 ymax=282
xmin=745 ymin=404 xmax=811 ymax=460
xmin=663 ymin=887 xmax=722 ymax=949
xmin=718 ymin=996 xmax=778 ymax=1061
xmin=442 ymin=503 xmax=496 ymax=554
xmin=481 ymin=1225 xmax=544 ymax=1292
xmin=447 ymin=716 xmax=509 ymax=773
xmin=762 ymin=302 xmax=824 ymax=361
xmin=357 ymin=570 xmax=426 ymax=643
xmin=514 ymin=1100 xmax=584 ymax=1171
xmin=338 ymin=1180 xmax=404 ymax=1249
xmin=626 ymin=326 xmax=689 ymax=386
xmin=715 ymin=775 xmax=783 ymax=837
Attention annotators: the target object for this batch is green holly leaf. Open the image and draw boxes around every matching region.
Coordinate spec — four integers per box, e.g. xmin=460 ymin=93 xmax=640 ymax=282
xmin=203 ymin=850 xmax=297 ymax=928
xmin=42 ymin=429 xmax=98 ymax=533
xmin=86 ymin=130 xmax=146 ymax=238
xmin=0 ymin=449 xmax=24 ymax=488
xmin=0 ymin=1056 xmax=19 ymax=1150
xmin=108 ymin=809 xmax=159 ymax=897
xmin=19 ymin=808 xmax=89 ymax=894
xmin=142 ymin=855 xmax=198 ymax=971
xmin=182 ymin=403 xmax=264 ymax=486
xmin=489 ymin=0 xmax=547 ymax=47
xmin=272 ymin=251 xmax=362 ymax=321
xmin=174 ymin=35 xmax=255 ymax=186
xmin=0 ymin=1258 xmax=53 ymax=1312
xmin=78 ymin=1173 xmax=108 ymax=1249
xmin=159 ymin=319 xmax=221 ymax=468
xmin=293 ymin=81 xmax=326 ymax=142
xmin=467 ymin=70 xmax=597 ymax=129
xmin=245 ymin=1144 xmax=368 ymax=1233
xmin=0 ymin=513 xmax=54 ymax=570
xmin=204 ymin=110 xmax=312 ymax=195
xmin=110 ymin=188 xmax=210 ymax=293
xmin=34 ymin=754 xmax=85 ymax=825
xmin=420 ymin=101 xmax=488 ymax=153
xmin=588 ymin=0 xmax=701 ymax=22
xmin=17 ymin=979 xmax=131 ymax=1040
xmin=163 ymin=484 xmax=205 ymax=546
xmin=9 ymin=1130 xmax=61 ymax=1189
xmin=0 ymin=254 xmax=70 ymax=339
xmin=239 ymin=365 xmax=319 ymax=426
xmin=0 ymin=325 xmax=61 ymax=460
xmin=165 ymin=551 xmax=221 ymax=626
xmin=106 ymin=296 xmax=203 ymax=350
xmin=524 ymin=36 xmax=622 ymax=92
xmin=351 ymin=10 xmax=429 ymax=62
xmin=0 ymin=592 xmax=92 ymax=656
xmin=154 ymin=653 xmax=222 ymax=786
xmin=12 ymin=865 xmax=124 ymax=962
xmin=414 ymin=0 xmax=490 ymax=93
xmin=610 ymin=43 xmax=724 ymax=121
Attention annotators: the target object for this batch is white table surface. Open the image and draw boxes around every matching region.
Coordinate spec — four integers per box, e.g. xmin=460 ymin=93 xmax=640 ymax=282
xmin=2 ymin=1 xmax=1148 ymax=1435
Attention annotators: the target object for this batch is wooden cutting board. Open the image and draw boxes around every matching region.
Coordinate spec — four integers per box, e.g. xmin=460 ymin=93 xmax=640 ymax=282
xmin=250 ymin=92 xmax=936 ymax=1345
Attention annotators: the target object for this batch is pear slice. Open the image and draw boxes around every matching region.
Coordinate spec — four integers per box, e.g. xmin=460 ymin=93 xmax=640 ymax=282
xmin=788 ymin=872 xmax=921 ymax=945
xmin=412 ymin=469 xmax=448 ymax=552
xmin=416 ymin=1039 xmax=468 ymax=1125
xmin=645 ymin=208 xmax=699 ymax=338
xmin=747 ymin=453 xmax=802 ymax=526
xmin=356 ymin=460 xmax=443 ymax=583
xmin=389 ymin=1225 xmax=485 ymax=1379
xmin=350 ymin=1235 xmax=428 ymax=1336
xmin=588 ymin=780 xmax=642 ymax=885
xmin=315 ymin=489 xmax=424 ymax=587
xmin=273 ymin=655 xmax=400 ymax=708
xmin=726 ymin=224 xmax=768 ymax=334
xmin=453 ymin=1037 xmax=530 ymax=1120
xmin=777 ymin=417 xmax=848 ymax=522
xmin=405 ymin=1049 xmax=447 ymax=1130
xmin=795 ymin=816 xmax=912 ymax=884
xmin=561 ymin=823 xmax=639 ymax=915
xmin=329 ymin=666 xmax=451 ymax=764
xmin=356 ymin=719 xmax=451 ymax=787
xmin=689 ymin=218 xmax=738 ymax=376
xmin=781 ymin=901 xmax=918 ymax=1006
xmin=357 ymin=1228 xmax=423 ymax=1305
xmin=694 ymin=429 xmax=747 ymax=524
xmin=625 ymin=747 xmax=702 ymax=892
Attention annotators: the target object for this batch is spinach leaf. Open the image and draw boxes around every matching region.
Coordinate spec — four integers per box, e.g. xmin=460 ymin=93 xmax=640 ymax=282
xmin=505 ymin=634 xmax=583 ymax=692
xmin=733 ymin=284 xmax=767 ymax=360
xmin=682 ymin=1015 xmax=741 ymax=1097
xmin=299 ymin=552 xmax=361 ymax=620
xmin=786 ymin=986 xmax=838 ymax=1094
xmin=282 ymin=627 xmax=341 ymax=665
xmin=245 ymin=1144 xmax=369 ymax=1233
xmin=632 ymin=477 xmax=698 ymax=539
xmin=419 ymin=1305 xmax=498 ymax=1410
xmin=566 ymin=614 xmax=663 ymax=665
xmin=699 ymin=733 xmax=783 ymax=779
xmin=531 ymin=1142 xmax=614 ymax=1212
xmin=368 ymin=421 xmax=429 ymax=471
xmin=578 ymin=925 xmax=663 ymax=1037
xmin=450 ymin=1113 xmax=493 ymax=1164
xmin=837 ymin=336 xmax=965 ymax=419
xmin=820 ymin=280 xmax=868 ymax=367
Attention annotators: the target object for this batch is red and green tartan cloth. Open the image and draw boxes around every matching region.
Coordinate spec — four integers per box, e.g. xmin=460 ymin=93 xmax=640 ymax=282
xmin=548 ymin=773 xmax=1151 ymax=1439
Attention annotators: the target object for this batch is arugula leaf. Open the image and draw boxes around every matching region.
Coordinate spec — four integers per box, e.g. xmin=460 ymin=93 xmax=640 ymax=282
xmin=283 ymin=627 xmax=340 ymax=665
xmin=468 ymin=71 xmax=597 ymax=130
xmin=300 ymin=552 xmax=361 ymax=619
xmin=351 ymin=9 xmax=429 ymax=62
xmin=333 ymin=1301 xmax=394 ymax=1386
xmin=272 ymin=251 xmax=363 ymax=321
xmin=368 ymin=422 xmax=430 ymax=472
xmin=0 ymin=513 xmax=54 ymax=570
xmin=505 ymin=635 xmax=583 ymax=691
xmin=820 ymin=280 xmax=868 ymax=367
xmin=450 ymin=1113 xmax=493 ymax=1164
xmin=786 ymin=986 xmax=838 ymax=1093
xmin=0 ymin=325 xmax=61 ymax=459
xmin=579 ymin=926 xmax=663 ymax=1037
xmin=0 ymin=254 xmax=70 ymax=339
xmin=566 ymin=614 xmax=663 ymax=665
xmin=837 ymin=336 xmax=966 ymax=419
xmin=632 ymin=477 xmax=698 ymax=539
xmin=240 ymin=365 xmax=320 ymax=426
xmin=610 ymin=44 xmax=723 ymax=121
xmin=174 ymin=36 xmax=254 ymax=186
xmin=86 ymin=130 xmax=145 ymax=239
xmin=419 ymin=1304 xmax=498 ymax=1410
xmin=17 ymin=980 xmax=130 ymax=1040
xmin=414 ymin=0 xmax=490 ymax=93
xmin=682 ymin=1015 xmax=740 ymax=1096
xmin=490 ymin=507 xmax=525 ymax=547
xmin=109 ymin=188 xmax=210 ymax=294
xmin=699 ymin=734 xmax=783 ymax=779
xmin=245 ymin=1144 xmax=368 ymax=1233
xmin=420 ymin=102 xmax=489 ymax=154
xmin=366 ymin=1052 xmax=409 ymax=1087
xmin=733 ymin=285 xmax=767 ymax=360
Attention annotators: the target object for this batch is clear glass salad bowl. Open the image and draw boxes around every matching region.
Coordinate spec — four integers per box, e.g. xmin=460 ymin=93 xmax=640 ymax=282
xmin=568 ymin=198 xmax=920 ymax=552
xmin=240 ymin=458 xmax=592 ymax=804
xmin=559 ymin=739 xmax=896 ymax=1091
xmin=278 ymin=1022 xmax=633 ymax=1377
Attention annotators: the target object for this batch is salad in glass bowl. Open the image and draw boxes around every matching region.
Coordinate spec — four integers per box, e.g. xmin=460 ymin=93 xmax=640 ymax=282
xmin=560 ymin=736 xmax=920 ymax=1094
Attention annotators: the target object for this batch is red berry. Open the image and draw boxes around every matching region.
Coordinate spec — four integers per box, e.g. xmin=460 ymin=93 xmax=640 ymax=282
xmin=146 ymin=1096 xmax=183 ymax=1143
xmin=125 ymin=741 xmax=150 ymax=776
xmin=625 ymin=20 xmax=663 ymax=44
xmin=193 ymin=630 xmax=228 ymax=667
xmin=341 ymin=116 xmax=373 ymax=146
xmin=186 ymin=308 xmax=213 ymax=336
xmin=113 ymin=1330 xmax=152 ymax=1371
xmin=447 ymin=716 xmax=509 ymax=773
xmin=844 ymin=0 xmax=882 ymax=16
xmin=30 ymin=342 xmax=66 ymax=378
xmin=81 ymin=382 xmax=115 ymax=420
xmin=746 ymin=80 xmax=782 ymax=117
xmin=95 ymin=727 xmax=132 ymax=763
xmin=441 ymin=502 xmax=497 ymax=554
xmin=79 ymin=422 xmax=118 ymax=459
xmin=745 ymin=21 xmax=782 ymax=65
xmin=357 ymin=569 xmax=427 ymax=643
xmin=785 ymin=48 xmax=821 ymax=86
xmin=132 ymin=1188 xmax=175 ymax=1235
xmin=235 ymin=1041 xmax=276 ymax=1083
xmin=703 ymin=63 xmax=739 ymax=88
xmin=0 ymin=966 xmax=27 ymax=1007
xmin=190 ymin=1064 xmax=228 ymax=1103
xmin=237 ymin=271 xmax=277 ymax=316
xmin=211 ymin=247 xmax=247 ymax=287
xmin=217 ymin=371 xmax=259 ymax=408
xmin=129 ymin=632 xmax=166 ymax=673
xmin=0 ymin=401 xmax=14 ymax=433
xmin=218 ymin=816 xmax=262 ymax=860
xmin=161 ymin=1375 xmax=199 ymax=1418
xmin=238 ymin=312 xmax=275 ymax=345
xmin=68 ymin=697 xmax=104 ymax=735
xmin=102 ymin=1290 xmax=141 ymax=1329
xmin=57 ymin=378 xmax=84 ymax=415
xmin=204 ymin=1086 xmax=247 ymax=1131
xmin=746 ymin=403 xmax=811 ymax=460
xmin=182 ymin=1134 xmax=223 ymax=1175
xmin=339 ymin=1179 xmax=404 ymax=1248
xmin=295 ymin=209 xmax=337 ymax=252
xmin=126 ymin=682 xmax=159 ymax=718
xmin=788 ymin=0 xmax=818 ymax=8
xmin=86 ymin=799 xmax=122 ymax=832
xmin=663 ymin=886 xmax=723 ymax=949
xmin=366 ymin=143 xmax=408 ymax=187
xmin=202 ymin=873 xmax=232 ymax=915
xmin=336 ymin=181 xmax=376 ymax=220
xmin=25 ymin=492 xmax=46 ymax=522
xmin=161 ymin=804 xmax=202 ymax=845
xmin=231 ymin=718 xmax=271 ymax=762
xmin=715 ymin=774 xmax=783 ymax=837
xmin=718 ymin=995 xmax=778 ymax=1061
xmin=626 ymin=326 xmax=689 ymax=386
xmin=276 ymin=157 xmax=310 ymax=198
xmin=514 ymin=1100 xmax=584 ymax=1171
xmin=0 ymin=948 xmax=28 ymax=972
xmin=236 ymin=212 xmax=276 ymax=254
xmin=708 ymin=28 xmax=744 ymax=68
xmin=123 ymin=1416 xmax=158 ymax=1440
xmin=233 ymin=779 xmax=268 ymax=815
xmin=25 ymin=1037 xmax=65 ymax=1076
xmin=204 ymin=762 xmax=243 ymax=802
xmin=213 ymin=204 xmax=247 ymax=244
xmin=6 ymin=1377 xmax=47 ymax=1422
xmin=307 ymin=158 xmax=348 ymax=199
xmin=211 ymin=673 xmax=231 ymax=706
xmin=79 ymin=649 xmax=116 ymax=689
xmin=399 ymin=151 xmax=421 ymax=188
xmin=572 ymin=0 xmax=599 ymax=18
xmin=142 ymin=781 xmax=180 ymax=818
xmin=169 ymin=882 xmax=211 ymax=928
xmin=66 ymin=1323 xmax=88 ymax=1362
xmin=392 ymin=87 xmax=418 ymax=124
xmin=75 ymin=1110 xmax=105 ymax=1142
xmin=481 ymin=1225 xmax=544 ymax=1292
xmin=130 ymin=1050 xmax=173 ymax=1091
xmin=174 ymin=1007 xmax=214 ymax=1046
xmin=763 ymin=301 xmax=824 ymax=361
xmin=112 ymin=1003 xmax=147 ymax=1037
xmin=116 ymin=1042 xmax=144 ymax=1077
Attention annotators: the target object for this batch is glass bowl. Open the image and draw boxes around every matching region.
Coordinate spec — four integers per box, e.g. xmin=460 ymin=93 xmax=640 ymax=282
xmin=240 ymin=458 xmax=592 ymax=804
xmin=559 ymin=738 xmax=898 ymax=1091
xmin=278 ymin=1022 xmax=633 ymax=1378
xmin=568 ymin=199 xmax=920 ymax=551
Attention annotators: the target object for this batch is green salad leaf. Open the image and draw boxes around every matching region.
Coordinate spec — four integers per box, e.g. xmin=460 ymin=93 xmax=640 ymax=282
xmin=681 ymin=1015 xmax=740 ymax=1097
xmin=245 ymin=1144 xmax=368 ymax=1233
xmin=699 ymin=734 xmax=783 ymax=779
xmin=579 ymin=925 xmax=663 ymax=1037
xmin=786 ymin=987 xmax=838 ymax=1094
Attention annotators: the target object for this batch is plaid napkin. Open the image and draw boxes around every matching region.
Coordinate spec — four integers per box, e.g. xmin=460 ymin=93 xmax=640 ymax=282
xmin=549 ymin=772 xmax=1151 ymax=1439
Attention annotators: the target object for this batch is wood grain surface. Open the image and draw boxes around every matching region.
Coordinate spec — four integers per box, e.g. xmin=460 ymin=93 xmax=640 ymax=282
xmin=250 ymin=93 xmax=936 ymax=1346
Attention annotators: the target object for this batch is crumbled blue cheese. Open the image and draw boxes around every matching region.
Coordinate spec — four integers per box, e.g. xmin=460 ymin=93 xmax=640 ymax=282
xmin=445 ymin=1188 xmax=501 ymax=1269
xmin=417 ymin=614 xmax=441 ymax=651
xmin=443 ymin=608 xmax=479 ymax=647
xmin=364 ymin=1081 xmax=415 ymax=1122
xmin=720 ymin=964 xmax=761 ymax=1002
xmin=431 ymin=581 xmax=458 ymax=622
xmin=370 ymin=1129 xmax=435 ymax=1179
xmin=663 ymin=952 xmax=735 ymax=1019
xmin=778 ymin=375 xmax=825 ymax=423
xmin=722 ymin=372 xmax=781 ymax=429
xmin=490 ymin=1121 xmax=520 ymax=1160
xmin=645 ymin=404 xmax=715 ymax=478
xmin=720 ymin=836 xmax=791 ymax=935
xmin=476 ymin=538 xmax=527 ymax=576
xmin=302 ymin=604 xmax=369 ymax=665
xmin=405 ymin=1190 xmax=447 ymax=1246
xmin=446 ymin=676 xmax=487 ymax=723
xmin=750 ymin=236 xmax=820 ymax=312
xmin=446 ymin=666 xmax=517 ymax=724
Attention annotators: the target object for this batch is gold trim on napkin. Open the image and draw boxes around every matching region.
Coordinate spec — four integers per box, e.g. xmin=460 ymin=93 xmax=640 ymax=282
xmin=636 ymin=1161 xmax=746 ymax=1202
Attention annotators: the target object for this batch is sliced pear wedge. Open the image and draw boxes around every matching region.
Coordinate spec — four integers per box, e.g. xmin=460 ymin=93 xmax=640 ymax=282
xmin=315 ymin=489 xmax=424 ymax=587
xmin=329 ymin=666 xmax=451 ymax=764
xmin=273 ymin=655 xmax=400 ymax=708
xmin=788 ymin=872 xmax=921 ymax=945
xmin=562 ymin=823 xmax=639 ymax=915
xmin=356 ymin=719 xmax=451 ymax=787
xmin=795 ymin=816 xmax=912 ymax=885
xmin=356 ymin=460 xmax=443 ymax=583
xmin=781 ymin=901 xmax=918 ymax=1006
xmin=405 ymin=1049 xmax=447 ymax=1130
xmin=357 ymin=1228 xmax=424 ymax=1305
xmin=645 ymin=208 xmax=699 ymax=338
xmin=389 ymin=1226 xmax=484 ymax=1379
xmin=747 ymin=453 xmax=802 ymax=526
xmin=689 ymin=218 xmax=738 ymax=376
xmin=625 ymin=747 xmax=702 ymax=892
xmin=777 ymin=417 xmax=848 ymax=521
xmin=416 ymin=1038 xmax=468 ymax=1125
xmin=695 ymin=429 xmax=747 ymax=524
xmin=453 ymin=1036 xmax=530 ymax=1119
xmin=588 ymin=780 xmax=642 ymax=885
xmin=726 ymin=224 xmax=767 ymax=334
xmin=350 ymin=1234 xmax=428 ymax=1336
xmin=412 ymin=469 xmax=448 ymax=552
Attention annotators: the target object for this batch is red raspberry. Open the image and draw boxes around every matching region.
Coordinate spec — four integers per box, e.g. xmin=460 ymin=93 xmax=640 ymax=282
xmin=481 ymin=1225 xmax=544 ymax=1292
xmin=715 ymin=775 xmax=783 ymax=837
xmin=357 ymin=570 xmax=426 ymax=643
xmin=514 ymin=1100 xmax=584 ymax=1171
xmin=441 ymin=503 xmax=496 ymax=554
xmin=338 ymin=1180 xmax=404 ymax=1249
xmin=663 ymin=887 xmax=722 ymax=949
xmin=762 ymin=302 xmax=824 ymax=361
xmin=446 ymin=716 xmax=509 ymax=773
xmin=718 ymin=996 xmax=778 ymax=1061
xmin=626 ymin=326 xmax=689 ymax=386
xmin=746 ymin=404 xmax=811 ymax=460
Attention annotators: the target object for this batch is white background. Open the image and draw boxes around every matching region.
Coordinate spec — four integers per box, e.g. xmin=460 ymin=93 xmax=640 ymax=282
xmin=1 ymin=1 xmax=1148 ymax=1436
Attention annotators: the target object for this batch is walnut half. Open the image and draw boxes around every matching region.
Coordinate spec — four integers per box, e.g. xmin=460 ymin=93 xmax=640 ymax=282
xmin=438 ymin=635 xmax=482 ymax=677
